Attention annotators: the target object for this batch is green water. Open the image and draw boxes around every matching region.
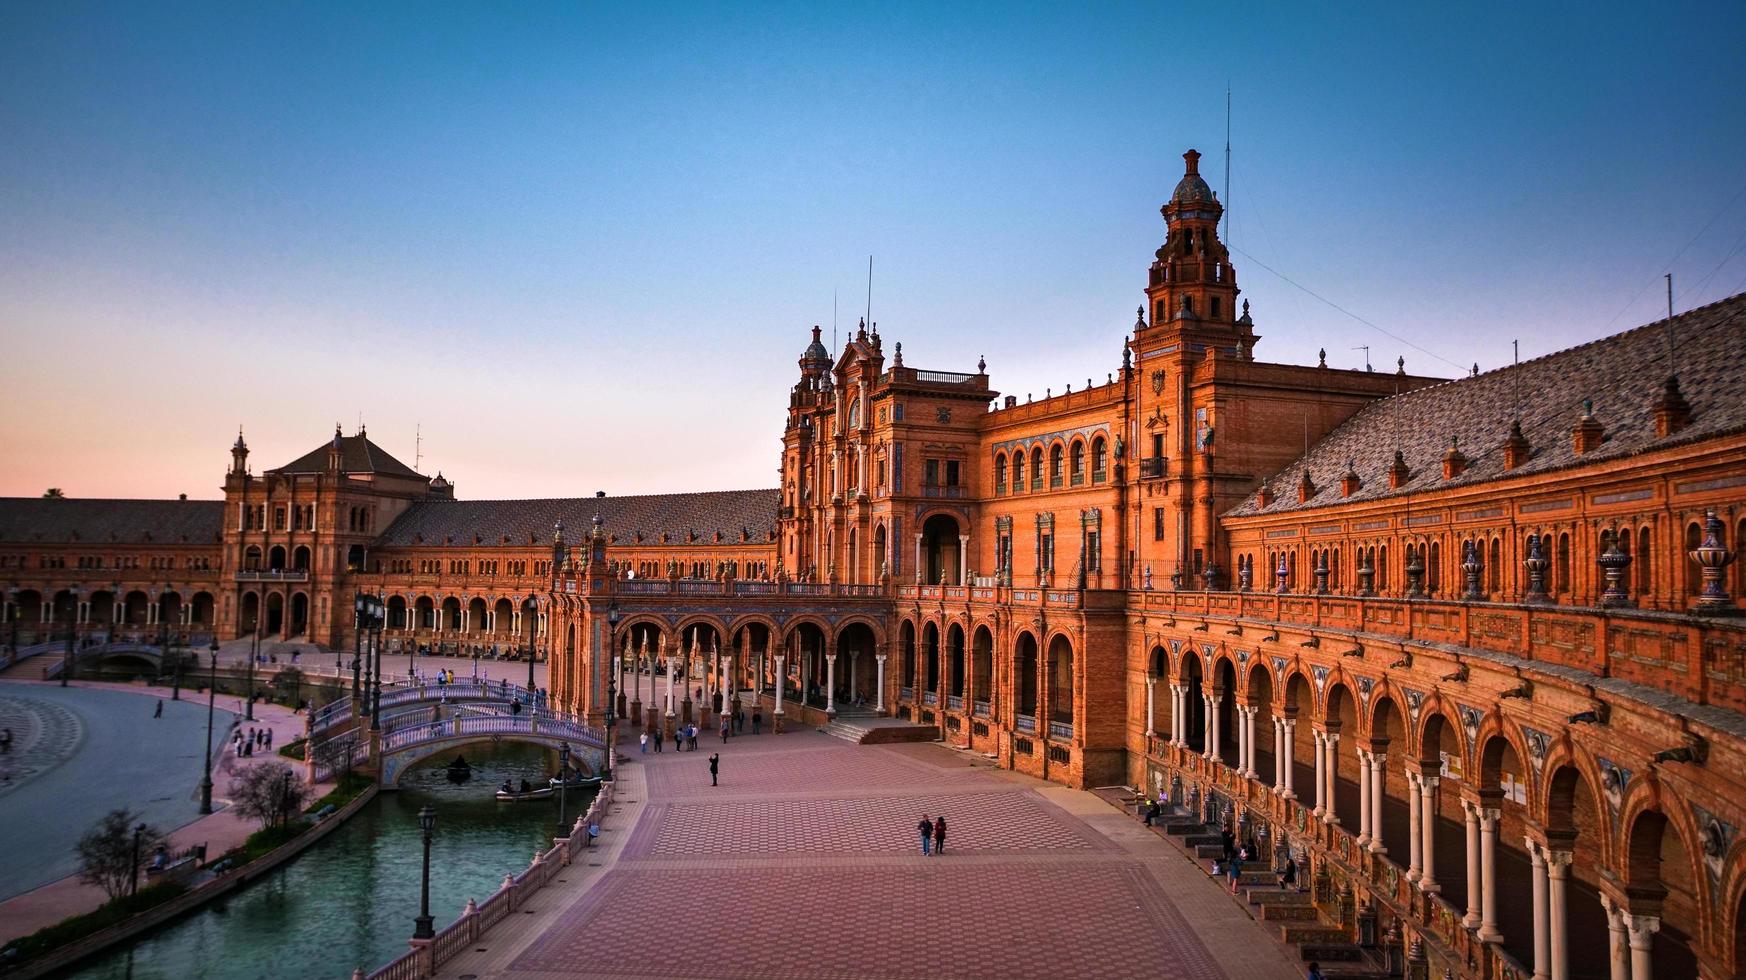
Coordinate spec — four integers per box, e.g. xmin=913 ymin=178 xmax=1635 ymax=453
xmin=70 ymin=743 xmax=590 ymax=980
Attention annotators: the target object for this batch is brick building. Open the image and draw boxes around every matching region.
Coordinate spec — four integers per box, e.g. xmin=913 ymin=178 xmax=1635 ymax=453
xmin=5 ymin=150 xmax=1746 ymax=978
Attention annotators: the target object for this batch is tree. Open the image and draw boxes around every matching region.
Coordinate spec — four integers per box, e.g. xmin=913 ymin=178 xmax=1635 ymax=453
xmin=42 ymin=488 xmax=64 ymax=499
xmin=229 ymin=762 xmax=311 ymax=829
xmin=75 ymin=809 xmax=165 ymax=900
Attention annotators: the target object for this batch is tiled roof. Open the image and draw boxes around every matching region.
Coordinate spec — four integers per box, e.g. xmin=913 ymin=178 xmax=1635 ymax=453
xmin=0 ymin=498 xmax=224 ymax=544
xmin=377 ymin=489 xmax=780 ymax=547
xmin=270 ymin=433 xmax=422 ymax=478
xmin=1229 ymin=291 xmax=1746 ymax=518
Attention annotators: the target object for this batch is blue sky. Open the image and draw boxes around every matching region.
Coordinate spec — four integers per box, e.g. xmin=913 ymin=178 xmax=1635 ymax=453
xmin=3 ymin=2 xmax=1743 ymax=499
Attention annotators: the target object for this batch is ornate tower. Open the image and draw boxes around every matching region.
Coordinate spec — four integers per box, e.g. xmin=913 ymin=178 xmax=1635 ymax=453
xmin=1142 ymin=148 xmax=1252 ymax=351
xmin=230 ymin=428 xmax=249 ymax=477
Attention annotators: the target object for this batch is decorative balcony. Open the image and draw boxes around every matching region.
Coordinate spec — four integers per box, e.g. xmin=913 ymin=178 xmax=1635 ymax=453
xmin=922 ymin=691 xmax=938 ymax=706
xmin=973 ymin=700 xmax=990 ymax=718
xmin=899 ymin=686 xmax=914 ymax=702
xmin=1139 ymin=457 xmax=1167 ymax=479
xmin=1048 ymin=720 xmax=1074 ymax=741
xmin=235 ymin=569 xmax=309 ymax=582
xmin=1015 ymin=713 xmax=1037 ymax=733
xmin=946 ymin=694 xmax=964 ymax=711
xmin=921 ymin=485 xmax=965 ymax=499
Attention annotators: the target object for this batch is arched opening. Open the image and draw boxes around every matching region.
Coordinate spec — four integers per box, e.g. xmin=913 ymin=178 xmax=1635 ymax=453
xmin=492 ymin=598 xmax=514 ymax=642
xmin=1623 ymin=809 xmax=1702 ymax=979
xmin=1069 ymin=440 xmax=1086 ymax=485
xmin=971 ymin=626 xmax=994 ymax=713
xmin=1150 ymin=646 xmax=1172 ymax=743
xmin=346 ymin=544 xmax=365 ymax=573
xmin=123 ymin=590 xmax=150 ymax=626
xmin=1372 ymin=696 xmax=1408 ymax=857
xmin=1015 ymin=631 xmax=1039 ymax=720
xmin=264 ymin=592 xmax=285 ymax=636
xmin=873 ymin=524 xmax=888 ymax=578
xmin=156 ymin=592 xmax=183 ymax=630
xmin=388 ymin=595 xmax=408 ymax=630
xmin=846 ymin=528 xmax=858 ymax=584
xmin=786 ymin=621 xmax=827 ymax=707
xmin=1214 ymin=658 xmax=1239 ymax=768
xmin=922 ymin=622 xmax=941 ymax=696
xmin=1091 ymin=436 xmax=1107 ymax=482
xmin=87 ymin=590 xmax=114 ymax=626
xmin=835 ymin=622 xmax=878 ymax=709
xmin=1419 ymin=713 xmax=1464 ymax=910
xmin=921 ymin=514 xmax=963 ymax=586
xmin=947 ymin=624 xmax=966 ymax=700
xmin=1479 ymin=733 xmax=1535 ymax=967
xmin=1326 ymin=683 xmax=1359 ymax=828
xmin=238 ymin=592 xmax=260 ymax=637
xmin=244 ymin=546 xmax=262 ymax=571
xmin=1247 ymin=664 xmax=1276 ymax=787
xmin=190 ymin=592 xmax=214 ymax=627
xmin=899 ymin=621 xmax=917 ymax=691
xmin=466 ymin=597 xmax=488 ymax=639
xmin=1029 ymin=448 xmax=1043 ymax=493
xmin=292 ymin=545 xmax=311 ymax=571
xmin=268 ymin=546 xmax=287 ymax=571
xmin=1048 ymin=444 xmax=1064 ymax=488
xmin=1546 ymin=763 xmax=1610 ymax=980
xmin=289 ymin=592 xmax=309 ymax=637
xmin=440 ymin=596 xmax=462 ymax=632
xmin=1182 ymin=655 xmax=1205 ymax=753
xmin=1046 ymin=635 xmax=1073 ymax=730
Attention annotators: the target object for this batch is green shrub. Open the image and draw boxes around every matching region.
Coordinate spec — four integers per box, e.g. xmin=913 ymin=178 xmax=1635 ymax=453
xmin=0 ymin=881 xmax=186 ymax=966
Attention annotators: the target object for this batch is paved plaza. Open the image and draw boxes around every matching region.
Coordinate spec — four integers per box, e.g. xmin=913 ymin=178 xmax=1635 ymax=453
xmin=429 ymin=731 xmax=1300 ymax=980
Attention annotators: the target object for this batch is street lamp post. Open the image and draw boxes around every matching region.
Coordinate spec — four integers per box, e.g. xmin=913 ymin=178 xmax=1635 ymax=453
xmin=60 ymin=605 xmax=74 ymax=687
xmin=245 ymin=616 xmax=258 ymax=722
xmin=200 ymin=641 xmax=218 ymax=814
xmin=603 ymin=680 xmax=616 ymax=782
xmin=169 ymin=628 xmax=183 ymax=701
xmin=130 ymin=822 xmax=146 ymax=897
xmin=368 ymin=592 xmax=384 ymax=732
xmin=556 ymin=742 xmax=571 ymax=836
xmin=413 ymin=805 xmax=437 ymax=940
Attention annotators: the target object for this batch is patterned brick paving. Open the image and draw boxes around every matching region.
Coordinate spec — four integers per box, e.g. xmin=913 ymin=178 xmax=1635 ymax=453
xmin=0 ymin=692 xmax=83 ymax=796
xmin=514 ymin=862 xmax=1226 ymax=980
xmin=634 ymin=788 xmax=1110 ymax=859
xmin=486 ymin=730 xmax=1257 ymax=980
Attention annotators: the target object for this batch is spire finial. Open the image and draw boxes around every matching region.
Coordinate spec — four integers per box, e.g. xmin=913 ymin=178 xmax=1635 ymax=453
xmin=894 ymin=342 xmax=903 ymax=367
xmin=977 ymin=354 xmax=986 ymax=374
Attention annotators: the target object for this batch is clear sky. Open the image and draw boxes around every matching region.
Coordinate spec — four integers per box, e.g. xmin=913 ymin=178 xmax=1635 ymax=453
xmin=3 ymin=2 xmax=1744 ymax=501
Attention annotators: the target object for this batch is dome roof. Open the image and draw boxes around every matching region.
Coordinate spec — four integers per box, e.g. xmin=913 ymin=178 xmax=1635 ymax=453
xmin=1170 ymin=148 xmax=1217 ymax=206
xmin=802 ymin=325 xmax=830 ymax=363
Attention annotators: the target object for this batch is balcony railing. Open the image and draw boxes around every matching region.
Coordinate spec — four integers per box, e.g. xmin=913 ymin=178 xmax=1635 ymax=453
xmin=1139 ymin=457 xmax=1167 ymax=479
xmin=1048 ymin=720 xmax=1074 ymax=741
xmin=946 ymin=694 xmax=964 ymax=711
xmin=973 ymin=700 xmax=991 ymax=718
xmin=1091 ymin=469 xmax=1107 ymax=483
xmin=235 ymin=569 xmax=309 ymax=582
xmin=914 ymin=370 xmax=977 ymax=384
xmin=899 ymin=686 xmax=914 ymax=702
xmin=1015 ymin=713 xmax=1037 ymax=733
xmin=921 ymin=485 xmax=965 ymax=499
xmin=922 ymin=691 xmax=938 ymax=707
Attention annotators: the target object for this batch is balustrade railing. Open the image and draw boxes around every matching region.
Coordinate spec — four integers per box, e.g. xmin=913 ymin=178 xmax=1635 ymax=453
xmin=922 ymin=691 xmax=938 ymax=707
xmin=1047 ymin=720 xmax=1074 ymax=741
xmin=946 ymin=694 xmax=964 ymax=711
xmin=898 ymin=686 xmax=914 ymax=702
xmin=1015 ymin=713 xmax=1037 ymax=733
xmin=973 ymin=700 xmax=991 ymax=718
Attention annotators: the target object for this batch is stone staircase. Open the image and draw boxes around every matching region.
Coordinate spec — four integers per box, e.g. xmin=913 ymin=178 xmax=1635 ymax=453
xmin=819 ymin=714 xmax=940 ymax=745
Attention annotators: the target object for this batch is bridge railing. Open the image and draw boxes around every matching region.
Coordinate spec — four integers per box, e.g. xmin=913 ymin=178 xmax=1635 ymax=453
xmin=378 ymin=712 xmax=605 ymax=754
xmin=312 ymin=680 xmax=542 ymax=736
xmin=364 ymin=778 xmax=616 ymax=980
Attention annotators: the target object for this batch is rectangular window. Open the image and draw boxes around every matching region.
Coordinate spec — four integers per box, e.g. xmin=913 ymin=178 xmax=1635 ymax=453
xmin=946 ymin=460 xmax=960 ymax=486
xmin=1153 ymin=507 xmax=1166 ymax=541
xmin=1087 ymin=531 xmax=1100 ymax=572
xmin=1151 ymin=433 xmax=1164 ymax=458
xmin=274 ymin=507 xmax=286 ymax=531
xmin=925 ymin=459 xmax=939 ymax=487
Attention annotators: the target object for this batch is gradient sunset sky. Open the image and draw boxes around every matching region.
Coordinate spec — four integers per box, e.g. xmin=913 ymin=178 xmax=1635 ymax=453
xmin=3 ymin=2 xmax=1744 ymax=501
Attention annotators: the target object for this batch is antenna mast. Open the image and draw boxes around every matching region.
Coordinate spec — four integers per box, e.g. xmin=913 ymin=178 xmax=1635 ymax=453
xmin=866 ymin=255 xmax=874 ymax=339
xmin=414 ymin=422 xmax=422 ymax=472
xmin=1223 ymin=86 xmax=1232 ymax=245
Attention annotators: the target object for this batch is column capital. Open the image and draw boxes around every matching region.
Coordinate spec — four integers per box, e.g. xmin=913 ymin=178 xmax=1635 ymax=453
xmin=1525 ymin=837 xmax=1546 ymax=864
xmin=1481 ymin=807 xmax=1502 ymax=827
xmin=1544 ymin=849 xmax=1574 ymax=875
xmin=1626 ymin=915 xmax=1660 ymax=946
xmin=875 ymin=653 xmax=887 ymax=662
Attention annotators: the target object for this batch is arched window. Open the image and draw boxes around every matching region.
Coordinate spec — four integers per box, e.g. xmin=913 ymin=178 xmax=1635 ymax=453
xmin=1636 ymin=526 xmax=1652 ymax=599
xmin=1030 ymin=449 xmax=1043 ymax=490
xmin=1091 ymin=437 xmax=1108 ymax=482
xmin=1556 ymin=532 xmax=1571 ymax=595
xmin=1070 ymin=442 xmax=1086 ymax=485
xmin=994 ymin=455 xmax=1007 ymax=493
xmin=1049 ymin=445 xmax=1064 ymax=487
xmin=1488 ymin=537 xmax=1501 ymax=593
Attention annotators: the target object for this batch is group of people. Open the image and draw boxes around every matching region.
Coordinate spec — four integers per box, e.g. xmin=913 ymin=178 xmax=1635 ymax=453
xmin=234 ymin=725 xmax=273 ymax=757
xmin=1141 ymin=797 xmax=1299 ymax=893
xmin=916 ymin=814 xmax=948 ymax=855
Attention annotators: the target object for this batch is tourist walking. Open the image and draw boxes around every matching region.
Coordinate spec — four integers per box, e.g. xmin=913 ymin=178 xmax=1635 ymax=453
xmin=752 ymin=710 xmax=762 ymax=735
xmin=153 ymin=700 xmax=163 ymax=718
xmin=708 ymin=752 xmax=719 ymax=786
xmin=639 ymin=732 xmax=649 ymax=753
xmin=916 ymin=814 xmax=933 ymax=855
xmin=1228 ymin=848 xmax=1244 ymax=893
xmin=720 ymin=717 xmax=730 ymax=741
xmin=933 ymin=816 xmax=947 ymax=855
xmin=653 ymin=728 xmax=664 ymax=753
xmin=689 ymin=725 xmax=699 ymax=751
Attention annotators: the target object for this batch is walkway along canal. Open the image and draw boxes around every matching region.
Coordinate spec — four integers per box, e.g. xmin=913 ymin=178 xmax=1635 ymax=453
xmin=69 ymin=743 xmax=590 ymax=980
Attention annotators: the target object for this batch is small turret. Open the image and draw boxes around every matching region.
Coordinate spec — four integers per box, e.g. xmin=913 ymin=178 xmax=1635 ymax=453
xmin=230 ymin=427 xmax=249 ymax=476
xmin=327 ymin=424 xmax=344 ymax=472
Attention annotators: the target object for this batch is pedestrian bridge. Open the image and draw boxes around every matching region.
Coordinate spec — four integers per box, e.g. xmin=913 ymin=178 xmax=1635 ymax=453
xmin=310 ymin=678 xmax=541 ymax=736
xmin=313 ymin=710 xmax=609 ymax=788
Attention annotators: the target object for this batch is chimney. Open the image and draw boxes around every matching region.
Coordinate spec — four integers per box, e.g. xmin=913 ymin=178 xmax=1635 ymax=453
xmin=1442 ymin=437 xmax=1468 ymax=480
xmin=1388 ymin=450 xmax=1410 ymax=489
xmin=1572 ymin=400 xmax=1605 ymax=455
xmin=1503 ymin=420 xmax=1531 ymax=470
xmin=1655 ymin=376 xmax=1692 ymax=437
xmin=1341 ymin=461 xmax=1361 ymax=498
xmin=1298 ymin=470 xmax=1316 ymax=504
xmin=1258 ymin=485 xmax=1275 ymax=508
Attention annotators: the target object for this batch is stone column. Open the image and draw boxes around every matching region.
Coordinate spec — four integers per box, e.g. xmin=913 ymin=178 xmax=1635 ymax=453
xmin=1168 ymin=685 xmax=1183 ymax=745
xmin=723 ymin=654 xmax=735 ymax=724
xmin=1627 ymin=916 xmax=1658 ymax=980
xmin=1281 ymin=718 xmax=1296 ymax=798
xmin=1406 ymin=771 xmax=1423 ymax=882
xmin=1600 ymin=893 xmax=1629 ymax=980
xmin=1312 ymin=731 xmax=1327 ymax=817
xmin=913 ymin=534 xmax=923 ymax=583
xmin=1368 ymin=753 xmax=1387 ymax=853
xmin=1547 ymin=849 xmax=1572 ymax=980
xmin=1356 ymin=748 xmax=1373 ymax=846
xmin=1528 ymin=840 xmax=1550 ymax=980
xmin=1204 ymin=694 xmax=1219 ymax=761
xmin=848 ymin=651 xmax=859 ymax=704
xmin=664 ymin=655 xmax=676 ymax=718
xmin=1323 ymin=733 xmax=1340 ymax=825
xmin=1479 ymin=807 xmax=1502 ymax=942
xmin=958 ymin=534 xmax=969 ymax=585
xmin=874 ymin=654 xmax=887 ymax=712
xmin=1271 ymin=718 xmax=1284 ymax=788
xmin=1463 ymin=800 xmax=1483 ymax=928
xmin=1419 ymin=776 xmax=1440 ymax=892
xmin=772 ymin=653 xmax=786 ymax=732
xmin=1144 ymin=676 xmax=1156 ymax=738
xmin=825 ymin=654 xmax=837 ymax=715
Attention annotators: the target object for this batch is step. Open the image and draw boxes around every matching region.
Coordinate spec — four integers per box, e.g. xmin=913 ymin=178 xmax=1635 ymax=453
xmin=1183 ymin=833 xmax=1224 ymax=848
xmin=1280 ymin=924 xmax=1351 ymax=946
xmin=1297 ymin=942 xmax=1367 ymax=963
xmin=1245 ymin=888 xmax=1313 ymax=906
xmin=1258 ymin=903 xmax=1321 ymax=922
xmin=1194 ymin=844 xmax=1225 ymax=860
xmin=1162 ymin=822 xmax=1208 ymax=836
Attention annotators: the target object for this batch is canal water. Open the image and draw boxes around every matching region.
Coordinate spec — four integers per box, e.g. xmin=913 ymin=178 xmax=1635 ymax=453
xmin=71 ymin=743 xmax=590 ymax=980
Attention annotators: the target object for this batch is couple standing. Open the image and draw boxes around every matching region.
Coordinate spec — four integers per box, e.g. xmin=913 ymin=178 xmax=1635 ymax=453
xmin=916 ymin=814 xmax=947 ymax=856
